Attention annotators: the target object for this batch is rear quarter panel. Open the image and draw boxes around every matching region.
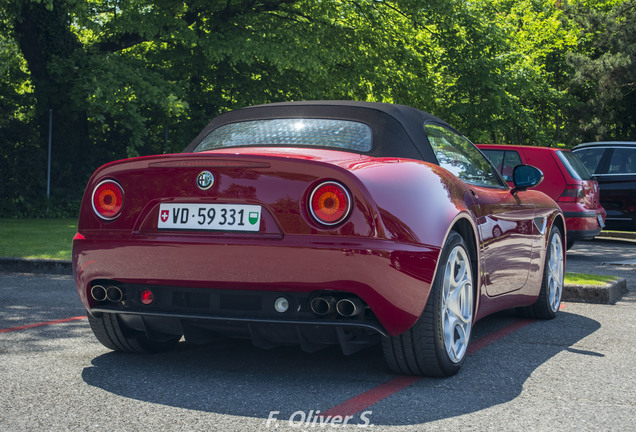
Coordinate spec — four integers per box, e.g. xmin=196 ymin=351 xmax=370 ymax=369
xmin=348 ymin=158 xmax=476 ymax=248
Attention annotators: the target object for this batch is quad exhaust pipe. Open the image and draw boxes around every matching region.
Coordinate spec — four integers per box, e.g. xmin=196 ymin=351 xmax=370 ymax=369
xmin=91 ymin=285 xmax=124 ymax=303
xmin=90 ymin=285 xmax=107 ymax=302
xmin=106 ymin=286 xmax=124 ymax=302
xmin=310 ymin=296 xmax=336 ymax=316
xmin=336 ymin=298 xmax=364 ymax=317
xmin=310 ymin=295 xmax=365 ymax=317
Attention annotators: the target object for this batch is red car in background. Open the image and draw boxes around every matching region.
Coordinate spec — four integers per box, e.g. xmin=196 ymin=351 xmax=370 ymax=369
xmin=73 ymin=102 xmax=566 ymax=377
xmin=477 ymin=144 xmax=605 ymax=248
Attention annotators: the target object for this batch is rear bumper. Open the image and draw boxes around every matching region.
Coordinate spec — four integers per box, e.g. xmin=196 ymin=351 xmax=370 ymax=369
xmin=563 ymin=210 xmax=606 ymax=241
xmin=73 ymin=233 xmax=440 ymax=336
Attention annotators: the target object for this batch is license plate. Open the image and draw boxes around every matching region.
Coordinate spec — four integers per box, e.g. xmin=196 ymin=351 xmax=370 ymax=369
xmin=597 ymin=214 xmax=605 ymax=228
xmin=158 ymin=203 xmax=261 ymax=232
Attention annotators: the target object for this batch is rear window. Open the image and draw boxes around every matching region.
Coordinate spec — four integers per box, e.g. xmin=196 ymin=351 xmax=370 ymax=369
xmin=573 ymin=147 xmax=606 ymax=174
xmin=194 ymin=119 xmax=372 ymax=152
xmin=556 ymin=151 xmax=592 ymax=180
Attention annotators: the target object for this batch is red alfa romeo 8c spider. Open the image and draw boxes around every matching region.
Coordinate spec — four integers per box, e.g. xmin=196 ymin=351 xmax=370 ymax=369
xmin=73 ymin=101 xmax=565 ymax=377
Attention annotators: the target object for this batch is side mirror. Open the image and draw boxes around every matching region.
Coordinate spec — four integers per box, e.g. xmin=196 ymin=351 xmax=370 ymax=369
xmin=512 ymin=165 xmax=543 ymax=193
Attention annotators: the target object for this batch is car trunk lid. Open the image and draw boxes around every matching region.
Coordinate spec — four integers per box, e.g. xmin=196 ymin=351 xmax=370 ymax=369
xmin=77 ymin=150 xmax=378 ymax=239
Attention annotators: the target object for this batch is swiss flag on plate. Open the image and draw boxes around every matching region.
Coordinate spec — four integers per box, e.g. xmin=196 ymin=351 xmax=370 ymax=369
xmin=160 ymin=209 xmax=169 ymax=223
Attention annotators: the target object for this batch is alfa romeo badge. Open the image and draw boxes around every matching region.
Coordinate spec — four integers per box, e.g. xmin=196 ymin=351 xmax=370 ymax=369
xmin=196 ymin=171 xmax=214 ymax=190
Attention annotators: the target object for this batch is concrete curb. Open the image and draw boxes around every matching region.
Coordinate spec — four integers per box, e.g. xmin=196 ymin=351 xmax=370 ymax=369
xmin=0 ymin=257 xmax=629 ymax=305
xmin=597 ymin=231 xmax=636 ymax=241
xmin=563 ymin=278 xmax=628 ymax=305
xmin=0 ymin=257 xmax=72 ymax=275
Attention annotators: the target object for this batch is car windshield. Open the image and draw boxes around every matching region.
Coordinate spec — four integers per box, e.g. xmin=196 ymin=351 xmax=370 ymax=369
xmin=194 ymin=119 xmax=373 ymax=152
xmin=556 ymin=150 xmax=592 ymax=180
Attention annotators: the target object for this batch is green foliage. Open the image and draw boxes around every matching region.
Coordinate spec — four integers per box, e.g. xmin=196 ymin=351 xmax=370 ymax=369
xmin=1 ymin=0 xmax=634 ymax=217
xmin=565 ymin=0 xmax=636 ymax=142
xmin=0 ymin=29 xmax=42 ymax=217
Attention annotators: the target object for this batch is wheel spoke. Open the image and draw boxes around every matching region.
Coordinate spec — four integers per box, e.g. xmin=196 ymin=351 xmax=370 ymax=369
xmin=446 ymin=280 xmax=471 ymax=323
xmin=546 ymin=234 xmax=564 ymax=312
xmin=441 ymin=244 xmax=473 ymax=363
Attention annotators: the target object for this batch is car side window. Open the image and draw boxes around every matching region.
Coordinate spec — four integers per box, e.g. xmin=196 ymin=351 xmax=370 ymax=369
xmin=608 ymin=148 xmax=636 ymax=174
xmin=480 ymin=149 xmax=504 ymax=170
xmin=502 ymin=151 xmax=523 ymax=182
xmin=425 ymin=124 xmax=503 ymax=187
xmin=575 ymin=148 xmax=606 ymax=174
xmin=481 ymin=150 xmax=522 ymax=182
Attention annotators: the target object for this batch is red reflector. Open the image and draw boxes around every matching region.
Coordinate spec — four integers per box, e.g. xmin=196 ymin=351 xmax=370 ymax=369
xmin=309 ymin=181 xmax=352 ymax=225
xmin=92 ymin=180 xmax=124 ymax=220
xmin=140 ymin=290 xmax=154 ymax=305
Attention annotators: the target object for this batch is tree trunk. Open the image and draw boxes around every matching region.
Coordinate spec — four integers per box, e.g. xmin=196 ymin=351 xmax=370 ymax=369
xmin=13 ymin=1 xmax=90 ymax=197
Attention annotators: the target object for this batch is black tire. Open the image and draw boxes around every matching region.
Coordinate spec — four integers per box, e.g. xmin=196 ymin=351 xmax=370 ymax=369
xmin=88 ymin=313 xmax=180 ymax=353
xmin=517 ymin=224 xmax=564 ymax=320
xmin=382 ymin=231 xmax=474 ymax=377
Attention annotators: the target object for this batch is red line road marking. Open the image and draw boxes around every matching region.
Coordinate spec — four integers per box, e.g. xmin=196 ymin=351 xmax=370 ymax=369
xmin=321 ymin=317 xmax=541 ymax=418
xmin=467 ymin=318 xmax=535 ymax=355
xmin=319 ymin=375 xmax=421 ymax=419
xmin=0 ymin=316 xmax=87 ymax=334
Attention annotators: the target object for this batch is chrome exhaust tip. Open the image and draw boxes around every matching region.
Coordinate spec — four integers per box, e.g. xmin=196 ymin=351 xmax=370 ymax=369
xmin=90 ymin=285 xmax=107 ymax=302
xmin=310 ymin=296 xmax=336 ymax=316
xmin=105 ymin=286 xmax=124 ymax=302
xmin=336 ymin=298 xmax=364 ymax=317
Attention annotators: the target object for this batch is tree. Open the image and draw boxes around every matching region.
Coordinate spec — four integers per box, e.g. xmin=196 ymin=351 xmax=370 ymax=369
xmin=566 ymin=0 xmax=636 ymax=142
xmin=2 ymin=0 xmax=424 ymax=215
xmin=1 ymin=0 xmax=632 ymax=216
xmin=0 ymin=28 xmax=41 ymax=215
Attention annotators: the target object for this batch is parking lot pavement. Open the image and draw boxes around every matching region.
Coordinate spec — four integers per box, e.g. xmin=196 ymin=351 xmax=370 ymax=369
xmin=1 ymin=271 xmax=635 ymax=431
xmin=566 ymin=239 xmax=636 ymax=293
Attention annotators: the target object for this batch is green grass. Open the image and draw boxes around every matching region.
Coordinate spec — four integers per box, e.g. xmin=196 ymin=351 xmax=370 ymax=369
xmin=0 ymin=218 xmax=77 ymax=260
xmin=564 ymin=272 xmax=618 ymax=286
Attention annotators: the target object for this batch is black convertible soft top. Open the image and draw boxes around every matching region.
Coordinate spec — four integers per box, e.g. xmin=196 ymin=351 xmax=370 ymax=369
xmin=184 ymin=101 xmax=460 ymax=163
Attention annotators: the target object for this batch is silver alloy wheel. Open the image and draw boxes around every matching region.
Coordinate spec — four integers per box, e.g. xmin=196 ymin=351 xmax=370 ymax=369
xmin=547 ymin=232 xmax=564 ymax=313
xmin=441 ymin=244 xmax=473 ymax=364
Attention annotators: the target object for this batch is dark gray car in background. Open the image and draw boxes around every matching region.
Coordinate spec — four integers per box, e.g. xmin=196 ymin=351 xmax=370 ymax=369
xmin=573 ymin=142 xmax=636 ymax=231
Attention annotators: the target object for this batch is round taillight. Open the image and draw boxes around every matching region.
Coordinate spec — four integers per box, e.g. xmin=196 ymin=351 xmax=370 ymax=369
xmin=92 ymin=180 xmax=124 ymax=220
xmin=309 ymin=181 xmax=352 ymax=226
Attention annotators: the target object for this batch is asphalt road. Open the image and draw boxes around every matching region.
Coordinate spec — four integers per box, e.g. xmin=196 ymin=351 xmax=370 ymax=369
xmin=567 ymin=239 xmax=636 ymax=291
xmin=1 ymin=239 xmax=635 ymax=431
